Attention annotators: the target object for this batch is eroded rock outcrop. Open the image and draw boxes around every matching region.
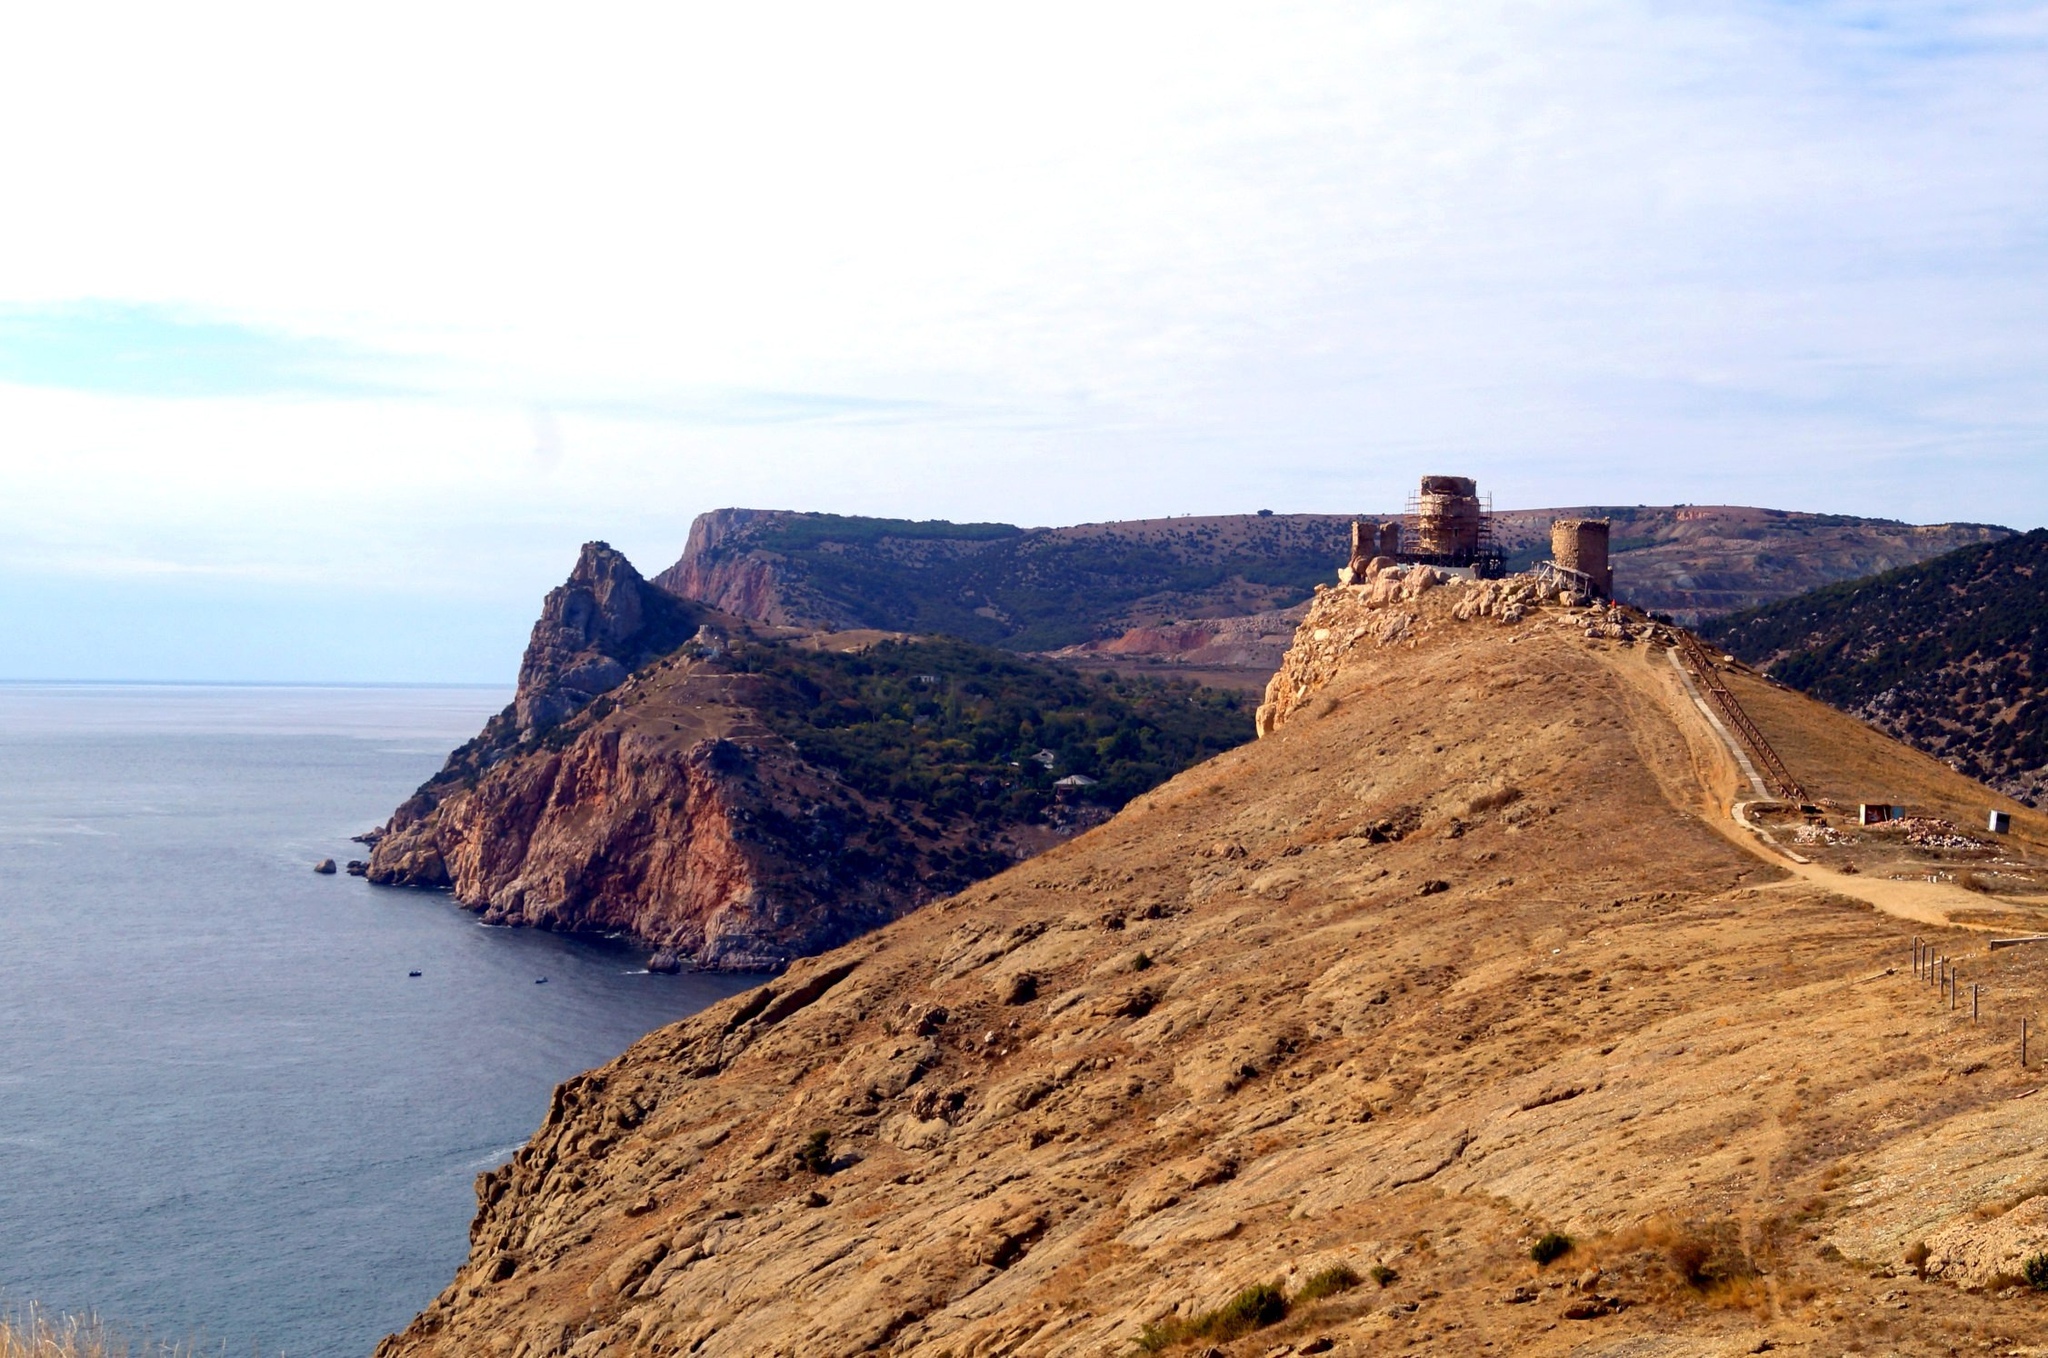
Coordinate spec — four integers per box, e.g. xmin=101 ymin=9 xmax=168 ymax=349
xmin=650 ymin=509 xmax=849 ymax=629
xmin=516 ymin=541 xmax=703 ymax=740
xmin=371 ymin=683 xmax=922 ymax=969
xmin=368 ymin=543 xmax=930 ymax=968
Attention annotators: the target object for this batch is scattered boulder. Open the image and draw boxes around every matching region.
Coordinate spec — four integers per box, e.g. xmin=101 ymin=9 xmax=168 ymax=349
xmin=313 ymin=858 xmax=337 ymax=875
xmin=345 ymin=860 xmax=370 ymax=877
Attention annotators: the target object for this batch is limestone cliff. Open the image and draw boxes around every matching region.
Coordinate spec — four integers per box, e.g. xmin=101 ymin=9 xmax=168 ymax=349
xmin=515 ymin=541 xmax=706 ymax=739
xmin=650 ymin=509 xmax=859 ymax=630
xmin=370 ymin=544 xmax=1250 ymax=968
xmin=370 ymin=659 xmax=924 ymax=969
xmin=377 ymin=574 xmax=2048 ymax=1357
xmin=368 ymin=542 xmax=929 ymax=968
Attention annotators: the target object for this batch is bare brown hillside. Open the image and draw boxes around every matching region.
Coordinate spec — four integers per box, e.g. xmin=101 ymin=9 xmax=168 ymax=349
xmin=378 ymin=572 xmax=2048 ymax=1358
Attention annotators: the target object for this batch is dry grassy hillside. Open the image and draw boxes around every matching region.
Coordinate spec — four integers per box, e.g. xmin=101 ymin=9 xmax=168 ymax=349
xmin=379 ymin=576 xmax=2048 ymax=1358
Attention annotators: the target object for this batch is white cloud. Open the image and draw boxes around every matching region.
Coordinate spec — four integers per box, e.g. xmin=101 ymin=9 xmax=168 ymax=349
xmin=0 ymin=1 xmax=2042 ymax=676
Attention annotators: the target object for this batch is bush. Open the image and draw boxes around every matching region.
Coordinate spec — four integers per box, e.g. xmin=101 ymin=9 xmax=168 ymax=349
xmin=1293 ymin=1265 xmax=1360 ymax=1304
xmin=2024 ymin=1251 xmax=2048 ymax=1290
xmin=1215 ymin=1283 xmax=1287 ymax=1329
xmin=1134 ymin=1281 xmax=1288 ymax=1352
xmin=1666 ymin=1233 xmax=1713 ymax=1284
xmin=1368 ymin=1264 xmax=1399 ymax=1287
xmin=796 ymin=1130 xmax=834 ymax=1175
xmin=1531 ymin=1232 xmax=1574 ymax=1265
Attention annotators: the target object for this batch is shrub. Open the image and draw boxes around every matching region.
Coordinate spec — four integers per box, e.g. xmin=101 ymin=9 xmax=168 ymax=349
xmin=1215 ymin=1283 xmax=1287 ymax=1330
xmin=1368 ymin=1264 xmax=1399 ymax=1287
xmin=796 ymin=1130 xmax=834 ymax=1175
xmin=2023 ymin=1251 xmax=2048 ymax=1291
xmin=1134 ymin=1281 xmax=1288 ymax=1352
xmin=1665 ymin=1233 xmax=1713 ymax=1284
xmin=1293 ymin=1265 xmax=1360 ymax=1304
xmin=1531 ymin=1232 xmax=1574 ymax=1266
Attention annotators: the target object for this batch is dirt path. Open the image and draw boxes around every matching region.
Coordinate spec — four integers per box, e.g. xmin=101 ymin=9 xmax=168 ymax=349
xmin=1604 ymin=639 xmax=2019 ymax=932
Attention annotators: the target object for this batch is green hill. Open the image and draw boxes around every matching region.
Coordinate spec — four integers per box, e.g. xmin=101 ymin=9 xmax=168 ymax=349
xmin=1702 ymin=529 xmax=2048 ymax=805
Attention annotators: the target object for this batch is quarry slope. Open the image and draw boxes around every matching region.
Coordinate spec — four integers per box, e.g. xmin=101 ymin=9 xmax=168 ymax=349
xmin=380 ymin=577 xmax=2048 ymax=1358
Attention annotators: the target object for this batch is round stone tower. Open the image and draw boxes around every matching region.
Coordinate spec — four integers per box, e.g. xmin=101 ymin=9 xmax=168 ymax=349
xmin=1415 ymin=476 xmax=1482 ymax=558
xmin=1551 ymin=518 xmax=1613 ymax=598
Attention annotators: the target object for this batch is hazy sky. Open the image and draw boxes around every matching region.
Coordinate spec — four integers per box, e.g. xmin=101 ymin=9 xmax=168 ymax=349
xmin=3 ymin=2 xmax=2044 ymax=680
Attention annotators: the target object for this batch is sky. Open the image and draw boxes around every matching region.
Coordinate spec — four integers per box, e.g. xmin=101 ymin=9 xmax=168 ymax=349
xmin=1 ymin=2 xmax=2044 ymax=681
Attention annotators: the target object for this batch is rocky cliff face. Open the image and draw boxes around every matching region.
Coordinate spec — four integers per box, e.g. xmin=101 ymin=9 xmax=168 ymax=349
xmin=516 ymin=541 xmax=705 ymax=739
xmin=377 ymin=576 xmax=2048 ymax=1358
xmin=368 ymin=542 xmax=927 ymax=968
xmin=649 ymin=509 xmax=846 ymax=629
xmin=371 ymin=663 xmax=924 ymax=969
xmin=368 ymin=544 xmax=1248 ymax=969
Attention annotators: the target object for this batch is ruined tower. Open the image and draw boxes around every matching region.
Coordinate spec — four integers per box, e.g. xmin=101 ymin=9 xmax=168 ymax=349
xmin=1414 ymin=476 xmax=1484 ymax=559
xmin=1551 ymin=518 xmax=1613 ymax=598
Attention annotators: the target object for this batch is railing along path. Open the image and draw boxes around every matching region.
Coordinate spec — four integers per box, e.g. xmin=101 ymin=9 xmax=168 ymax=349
xmin=1673 ymin=629 xmax=1808 ymax=802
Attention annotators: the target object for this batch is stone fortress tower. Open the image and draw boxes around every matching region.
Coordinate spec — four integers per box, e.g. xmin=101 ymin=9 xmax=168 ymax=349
xmin=1551 ymin=518 xmax=1613 ymax=598
xmin=1342 ymin=475 xmax=1505 ymax=583
xmin=1414 ymin=475 xmax=1484 ymax=559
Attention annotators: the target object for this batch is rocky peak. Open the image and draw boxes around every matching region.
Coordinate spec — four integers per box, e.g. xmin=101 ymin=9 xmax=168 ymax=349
xmin=514 ymin=542 xmax=699 ymax=738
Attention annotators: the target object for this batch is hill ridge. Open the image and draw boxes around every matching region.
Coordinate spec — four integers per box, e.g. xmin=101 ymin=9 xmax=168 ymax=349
xmin=653 ymin=507 xmax=2009 ymax=682
xmin=376 ymin=565 xmax=2048 ymax=1357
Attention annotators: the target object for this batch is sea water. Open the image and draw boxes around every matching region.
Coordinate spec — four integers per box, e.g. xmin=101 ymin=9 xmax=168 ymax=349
xmin=0 ymin=685 xmax=763 ymax=1355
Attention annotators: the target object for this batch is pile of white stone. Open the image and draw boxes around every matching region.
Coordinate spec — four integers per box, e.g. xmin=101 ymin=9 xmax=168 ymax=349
xmin=1449 ymin=573 xmax=1566 ymax=624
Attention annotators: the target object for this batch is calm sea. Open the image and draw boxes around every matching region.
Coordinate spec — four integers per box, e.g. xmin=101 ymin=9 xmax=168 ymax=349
xmin=0 ymin=684 xmax=763 ymax=1355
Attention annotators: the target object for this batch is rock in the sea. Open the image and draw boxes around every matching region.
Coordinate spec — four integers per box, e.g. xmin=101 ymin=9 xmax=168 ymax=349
xmin=646 ymin=950 xmax=684 ymax=974
xmin=345 ymin=860 xmax=369 ymax=877
xmin=313 ymin=858 xmax=337 ymax=874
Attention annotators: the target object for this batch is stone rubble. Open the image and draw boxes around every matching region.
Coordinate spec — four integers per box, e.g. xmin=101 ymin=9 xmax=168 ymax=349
xmin=1256 ymin=564 xmax=1679 ymax=737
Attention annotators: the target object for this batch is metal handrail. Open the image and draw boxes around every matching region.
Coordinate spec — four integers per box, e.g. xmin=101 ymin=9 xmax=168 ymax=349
xmin=1674 ymin=629 xmax=1808 ymax=802
xmin=1532 ymin=560 xmax=1594 ymax=596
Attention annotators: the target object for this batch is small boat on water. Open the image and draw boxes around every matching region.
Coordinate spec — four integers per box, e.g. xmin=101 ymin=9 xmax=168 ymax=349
xmin=408 ymin=970 xmax=422 ymax=977
xmin=535 ymin=977 xmax=549 ymax=984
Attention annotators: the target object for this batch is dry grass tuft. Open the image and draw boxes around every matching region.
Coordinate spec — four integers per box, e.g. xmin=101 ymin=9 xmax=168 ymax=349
xmin=1 ymin=1309 xmax=122 ymax=1358
xmin=0 ymin=1306 xmax=234 ymax=1358
xmin=0 ymin=1306 xmax=199 ymax=1358
xmin=1463 ymin=785 xmax=1523 ymax=817
xmin=1590 ymin=1216 xmax=1753 ymax=1291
